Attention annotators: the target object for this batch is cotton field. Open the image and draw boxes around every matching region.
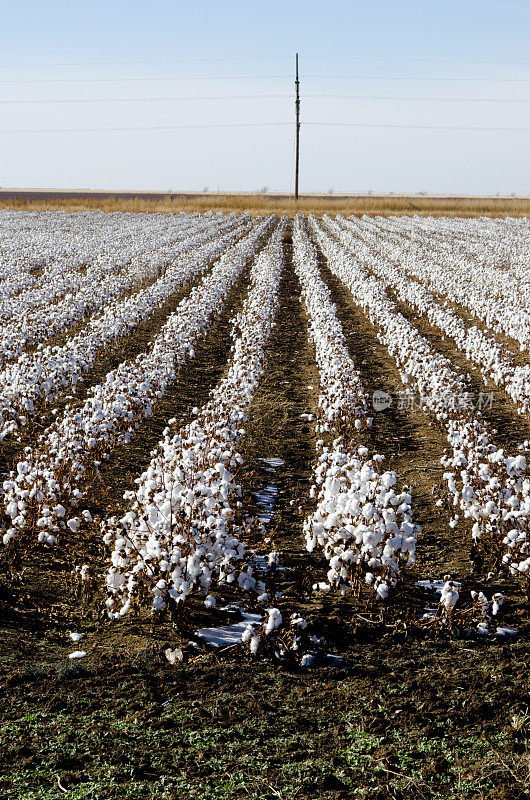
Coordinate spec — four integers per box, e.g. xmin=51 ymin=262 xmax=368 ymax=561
xmin=1 ymin=208 xmax=530 ymax=663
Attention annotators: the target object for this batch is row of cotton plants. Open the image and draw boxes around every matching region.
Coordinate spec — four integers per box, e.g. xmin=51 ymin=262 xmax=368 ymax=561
xmin=292 ymin=216 xmax=418 ymax=600
xmin=0 ymin=210 xmax=181 ymax=308
xmin=0 ymin=215 xmax=262 ymax=441
xmin=0 ymin=209 xmax=202 ymax=280
xmin=372 ymin=214 xmax=530 ymax=283
xmin=0 ymin=217 xmax=277 ymax=550
xmin=363 ymin=213 xmax=529 ymax=293
xmin=325 ymin=216 xmax=530 ymax=415
xmin=308 ymin=217 xmax=530 ymax=589
xmin=356 ymin=215 xmax=530 ymax=351
xmin=0 ymin=213 xmax=245 ymax=371
xmin=0 ymin=211 xmax=205 ymax=322
xmin=102 ymin=221 xmax=287 ymax=618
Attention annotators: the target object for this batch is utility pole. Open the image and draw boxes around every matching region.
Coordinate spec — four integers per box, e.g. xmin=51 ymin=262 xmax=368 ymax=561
xmin=295 ymin=52 xmax=300 ymax=201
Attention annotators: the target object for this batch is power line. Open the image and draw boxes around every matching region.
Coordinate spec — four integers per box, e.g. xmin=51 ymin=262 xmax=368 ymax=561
xmin=0 ymin=94 xmax=293 ymax=105
xmin=305 ymin=94 xmax=530 ymax=103
xmin=1 ymin=74 xmax=530 ymax=85
xmin=0 ymin=93 xmax=528 ymax=105
xmin=0 ymin=121 xmax=528 ymax=134
xmin=304 ymin=55 xmax=530 ymax=66
xmin=306 ymin=121 xmax=530 ymax=132
xmin=0 ymin=55 xmax=527 ymax=68
xmin=303 ymin=75 xmax=530 ymax=82
xmin=0 ymin=57 xmax=291 ymax=68
xmin=0 ymin=75 xmax=292 ymax=84
xmin=0 ymin=122 xmax=293 ymax=134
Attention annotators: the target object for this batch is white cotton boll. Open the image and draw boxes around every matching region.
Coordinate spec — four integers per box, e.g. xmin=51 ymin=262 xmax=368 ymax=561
xmin=68 ymin=650 xmax=87 ymax=659
xmin=477 ymin=622 xmax=489 ymax=635
xmin=37 ymin=531 xmax=47 ymax=543
xmin=441 ymin=581 xmax=459 ymax=609
xmin=435 ymin=499 xmax=443 ymax=507
xmin=69 ymin=632 xmax=84 ymax=642
xmin=257 ymin=593 xmax=268 ymax=603
xmin=381 ymin=472 xmax=397 ymax=490
xmin=291 ymin=613 xmax=307 ymax=629
xmin=514 ymin=455 xmax=526 ymax=472
xmin=265 ymin=608 xmax=282 ymax=634
xmin=152 ymin=595 xmax=166 ymax=611
xmin=301 ymin=653 xmax=315 ymax=667
xmin=241 ymin=625 xmax=254 ymax=643
xmin=81 ymin=510 xmax=93 ymax=522
xmin=67 ymin=518 xmax=80 ymax=533
xmin=492 ymin=593 xmax=504 ymax=616
xmin=204 ymin=595 xmax=216 ymax=609
xmin=250 ymin=634 xmax=260 ymax=655
xmin=102 ymin=531 xmax=114 ymax=546
xmin=362 ymin=502 xmax=375 ymax=522
xmin=165 ymin=647 xmax=183 ymax=665
xmin=365 ymin=572 xmax=374 ymax=585
xmin=376 ymin=582 xmax=389 ymax=600
xmin=53 ymin=504 xmax=66 ymax=518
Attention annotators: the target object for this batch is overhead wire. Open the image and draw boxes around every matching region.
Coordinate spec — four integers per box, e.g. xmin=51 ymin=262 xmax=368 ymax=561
xmin=0 ymin=94 xmax=293 ymax=104
xmin=1 ymin=59 xmax=528 ymax=134
xmin=0 ymin=93 xmax=528 ymax=104
xmin=1 ymin=121 xmax=528 ymax=134
xmin=0 ymin=122 xmax=294 ymax=134
xmin=305 ymin=121 xmax=530 ymax=132
xmin=0 ymin=74 xmax=529 ymax=85
xmin=0 ymin=55 xmax=527 ymax=67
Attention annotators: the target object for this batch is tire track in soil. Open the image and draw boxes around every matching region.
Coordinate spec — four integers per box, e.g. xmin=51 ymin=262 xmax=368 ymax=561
xmin=236 ymin=230 xmax=324 ymax=612
xmin=311 ymin=240 xmax=471 ymax=586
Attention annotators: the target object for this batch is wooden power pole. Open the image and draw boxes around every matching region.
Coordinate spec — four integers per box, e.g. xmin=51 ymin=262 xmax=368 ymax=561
xmin=295 ymin=52 xmax=300 ymax=200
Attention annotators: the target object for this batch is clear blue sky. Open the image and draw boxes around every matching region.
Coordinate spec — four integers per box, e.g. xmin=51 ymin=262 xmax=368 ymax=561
xmin=1 ymin=0 xmax=529 ymax=194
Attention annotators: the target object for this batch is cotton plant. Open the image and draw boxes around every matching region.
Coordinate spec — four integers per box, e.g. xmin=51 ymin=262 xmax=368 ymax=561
xmin=0 ymin=217 xmax=277 ymax=555
xmin=421 ymin=575 xmax=508 ymax=636
xmin=0 ymin=213 xmax=257 ymax=442
xmin=327 ymin=214 xmax=530 ymax=416
xmin=240 ymin=609 xmax=325 ymax=665
xmin=0 ymin=211 xmax=241 ymax=374
xmin=292 ymin=217 xmax=419 ymax=600
xmin=308 ymin=215 xmax=530 ymax=593
xmin=101 ymin=222 xmax=287 ymax=619
xmin=358 ymin=213 xmax=530 ymax=353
